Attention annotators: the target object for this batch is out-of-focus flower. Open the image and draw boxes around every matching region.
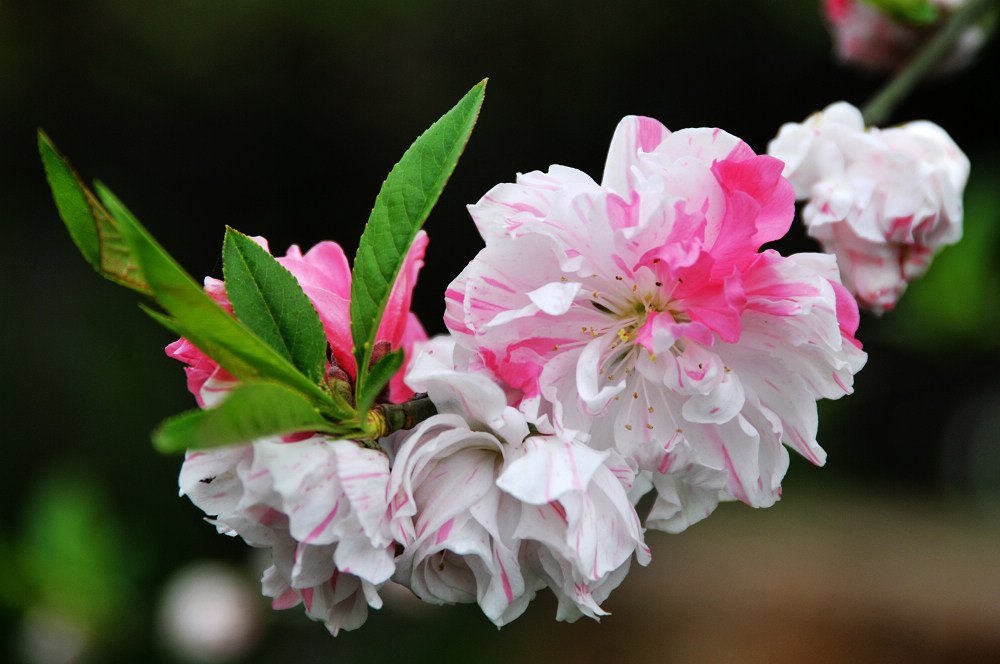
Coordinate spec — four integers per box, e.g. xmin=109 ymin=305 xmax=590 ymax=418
xmin=166 ymin=233 xmax=428 ymax=407
xmin=444 ymin=115 xmax=866 ymax=533
xmin=388 ymin=336 xmax=650 ymax=623
xmin=821 ymin=0 xmax=989 ymax=74
xmin=768 ymin=101 xmax=969 ymax=313
xmin=157 ymin=562 xmax=262 ymax=663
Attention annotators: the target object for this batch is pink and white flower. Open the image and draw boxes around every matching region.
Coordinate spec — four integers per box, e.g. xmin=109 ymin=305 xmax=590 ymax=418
xmin=179 ymin=435 xmax=395 ymax=636
xmin=822 ymin=0 xmax=987 ymax=74
xmin=767 ymin=101 xmax=968 ymax=313
xmin=445 ymin=115 xmax=867 ymax=532
xmin=387 ymin=337 xmax=650 ymax=623
xmin=166 ymin=233 xmax=429 ymax=407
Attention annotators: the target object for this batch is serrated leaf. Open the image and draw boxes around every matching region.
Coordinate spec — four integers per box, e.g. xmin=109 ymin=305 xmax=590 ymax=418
xmin=222 ymin=228 xmax=327 ymax=385
xmin=350 ymin=79 xmax=486 ymax=405
xmin=93 ymin=184 xmax=342 ymax=411
xmin=38 ymin=131 xmax=151 ymax=294
xmin=356 ymin=349 xmax=404 ymax=416
xmin=153 ymin=382 xmax=356 ymax=454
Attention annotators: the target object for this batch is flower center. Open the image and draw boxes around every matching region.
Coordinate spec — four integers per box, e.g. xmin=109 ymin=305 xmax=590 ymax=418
xmin=580 ymin=272 xmax=690 ymax=381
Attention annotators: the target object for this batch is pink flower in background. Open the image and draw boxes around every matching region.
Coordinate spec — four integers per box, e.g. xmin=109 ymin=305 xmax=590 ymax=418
xmin=822 ymin=0 xmax=987 ymax=74
xmin=179 ymin=435 xmax=395 ymax=635
xmin=388 ymin=337 xmax=649 ymax=623
xmin=166 ymin=232 xmax=429 ymax=407
xmin=445 ymin=115 xmax=866 ymax=532
xmin=768 ymin=101 xmax=968 ymax=313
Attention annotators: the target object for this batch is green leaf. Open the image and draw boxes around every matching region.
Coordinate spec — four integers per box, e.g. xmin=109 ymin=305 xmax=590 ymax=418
xmin=861 ymin=0 xmax=939 ymax=24
xmin=350 ymin=79 xmax=486 ymax=405
xmin=223 ymin=227 xmax=327 ymax=385
xmin=356 ymin=349 xmax=404 ymax=417
xmin=38 ymin=131 xmax=151 ymax=294
xmin=94 ymin=184 xmax=345 ymax=411
xmin=153 ymin=382 xmax=356 ymax=454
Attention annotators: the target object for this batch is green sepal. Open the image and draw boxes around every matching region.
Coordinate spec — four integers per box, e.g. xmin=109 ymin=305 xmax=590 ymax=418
xmin=153 ymin=382 xmax=358 ymax=454
xmin=350 ymin=79 xmax=486 ymax=408
xmin=222 ymin=227 xmax=327 ymax=385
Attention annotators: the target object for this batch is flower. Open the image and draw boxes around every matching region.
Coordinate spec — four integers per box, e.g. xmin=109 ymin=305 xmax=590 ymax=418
xmin=387 ymin=336 xmax=650 ymax=624
xmin=166 ymin=233 xmax=429 ymax=407
xmin=445 ymin=115 xmax=866 ymax=532
xmin=179 ymin=435 xmax=395 ymax=635
xmin=821 ymin=0 xmax=988 ymax=74
xmin=767 ymin=101 xmax=969 ymax=313
xmin=171 ymin=233 xmax=429 ymax=635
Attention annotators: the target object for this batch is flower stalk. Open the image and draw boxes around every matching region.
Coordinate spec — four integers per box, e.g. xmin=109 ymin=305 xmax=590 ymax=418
xmin=364 ymin=394 xmax=438 ymax=440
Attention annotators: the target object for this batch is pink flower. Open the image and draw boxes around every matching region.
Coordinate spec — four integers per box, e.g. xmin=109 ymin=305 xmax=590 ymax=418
xmin=387 ymin=337 xmax=649 ymax=624
xmin=166 ymin=232 xmax=429 ymax=407
xmin=767 ymin=102 xmax=968 ymax=313
xmin=445 ymin=116 xmax=866 ymax=531
xmin=821 ymin=0 xmax=987 ymax=74
xmin=179 ymin=435 xmax=395 ymax=635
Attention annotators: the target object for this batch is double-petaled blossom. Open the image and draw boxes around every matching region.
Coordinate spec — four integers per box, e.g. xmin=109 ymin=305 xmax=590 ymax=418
xmin=171 ymin=234 xmax=429 ymax=635
xmin=822 ymin=0 xmax=987 ymax=74
xmin=444 ymin=115 xmax=867 ymax=533
xmin=179 ymin=438 xmax=394 ymax=635
xmin=767 ymin=101 xmax=968 ymax=313
xmin=387 ymin=336 xmax=650 ymax=624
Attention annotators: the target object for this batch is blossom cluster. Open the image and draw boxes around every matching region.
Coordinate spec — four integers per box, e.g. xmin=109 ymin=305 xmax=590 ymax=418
xmin=768 ymin=101 xmax=969 ymax=313
xmin=171 ymin=114 xmax=878 ymax=634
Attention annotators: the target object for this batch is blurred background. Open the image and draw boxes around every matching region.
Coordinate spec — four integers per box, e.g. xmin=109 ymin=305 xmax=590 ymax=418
xmin=2 ymin=0 xmax=999 ymax=662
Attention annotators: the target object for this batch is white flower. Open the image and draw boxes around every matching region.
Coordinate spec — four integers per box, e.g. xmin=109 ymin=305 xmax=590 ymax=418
xmin=388 ymin=338 xmax=650 ymax=623
xmin=768 ymin=101 xmax=969 ymax=313
xmin=179 ymin=436 xmax=395 ymax=636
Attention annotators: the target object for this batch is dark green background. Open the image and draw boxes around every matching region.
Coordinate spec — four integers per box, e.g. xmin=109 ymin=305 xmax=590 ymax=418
xmin=2 ymin=1 xmax=999 ymax=662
